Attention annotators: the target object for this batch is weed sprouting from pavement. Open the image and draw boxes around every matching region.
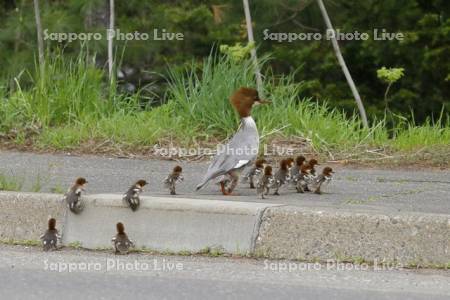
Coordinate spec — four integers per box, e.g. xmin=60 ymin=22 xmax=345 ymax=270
xmin=0 ymin=172 xmax=24 ymax=191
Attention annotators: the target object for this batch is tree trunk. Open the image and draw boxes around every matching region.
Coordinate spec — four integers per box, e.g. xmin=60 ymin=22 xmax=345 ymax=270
xmin=33 ymin=0 xmax=44 ymax=77
xmin=107 ymin=0 xmax=115 ymax=83
xmin=242 ymin=0 xmax=263 ymax=96
xmin=316 ymin=0 xmax=368 ymax=128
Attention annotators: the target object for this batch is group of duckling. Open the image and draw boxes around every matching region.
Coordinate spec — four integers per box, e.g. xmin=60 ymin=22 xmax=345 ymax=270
xmin=41 ymin=218 xmax=134 ymax=255
xmin=40 ymin=156 xmax=334 ymax=253
xmin=241 ymin=155 xmax=334 ymax=199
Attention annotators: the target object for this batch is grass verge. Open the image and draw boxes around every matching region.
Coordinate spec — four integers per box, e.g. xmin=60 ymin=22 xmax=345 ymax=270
xmin=0 ymin=52 xmax=449 ymax=166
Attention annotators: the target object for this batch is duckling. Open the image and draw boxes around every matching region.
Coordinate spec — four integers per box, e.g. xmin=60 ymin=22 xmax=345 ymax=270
xmin=311 ymin=167 xmax=334 ymax=194
xmin=196 ymin=87 xmax=270 ymax=195
xmin=290 ymin=155 xmax=306 ymax=182
xmin=242 ymin=158 xmax=267 ymax=189
xmin=64 ymin=177 xmax=87 ymax=214
xmin=164 ymin=165 xmax=184 ymax=195
xmin=123 ymin=179 xmax=147 ymax=211
xmin=40 ymin=218 xmax=60 ymax=251
xmin=256 ymin=166 xmax=274 ymax=199
xmin=272 ymin=159 xmax=291 ymax=196
xmin=307 ymin=159 xmax=320 ymax=176
xmin=112 ymin=222 xmax=134 ymax=254
xmin=296 ymin=164 xmax=313 ymax=193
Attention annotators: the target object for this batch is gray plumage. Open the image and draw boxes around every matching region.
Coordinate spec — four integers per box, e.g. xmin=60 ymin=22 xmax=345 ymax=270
xmin=196 ymin=117 xmax=259 ymax=190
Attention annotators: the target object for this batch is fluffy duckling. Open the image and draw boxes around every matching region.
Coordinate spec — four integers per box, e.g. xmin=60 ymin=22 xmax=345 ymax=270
xmin=112 ymin=222 xmax=134 ymax=254
xmin=256 ymin=166 xmax=274 ymax=199
xmin=64 ymin=177 xmax=87 ymax=214
xmin=242 ymin=158 xmax=267 ymax=189
xmin=307 ymin=159 xmax=319 ymax=176
xmin=296 ymin=164 xmax=313 ymax=193
xmin=290 ymin=155 xmax=306 ymax=182
xmin=164 ymin=165 xmax=184 ymax=195
xmin=311 ymin=167 xmax=334 ymax=194
xmin=123 ymin=179 xmax=147 ymax=211
xmin=272 ymin=159 xmax=291 ymax=195
xmin=40 ymin=218 xmax=60 ymax=251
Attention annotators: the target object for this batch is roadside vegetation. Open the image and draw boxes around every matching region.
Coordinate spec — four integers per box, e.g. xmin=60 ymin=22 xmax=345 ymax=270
xmin=0 ymin=52 xmax=449 ymax=166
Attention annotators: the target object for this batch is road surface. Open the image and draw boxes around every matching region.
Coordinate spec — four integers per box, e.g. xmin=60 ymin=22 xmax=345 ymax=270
xmin=1 ymin=244 xmax=449 ymax=299
xmin=0 ymin=150 xmax=450 ymax=214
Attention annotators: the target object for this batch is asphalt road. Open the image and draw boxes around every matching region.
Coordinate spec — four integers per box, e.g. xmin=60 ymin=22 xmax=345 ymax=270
xmin=1 ymin=244 xmax=449 ymax=300
xmin=1 ymin=150 xmax=450 ymax=214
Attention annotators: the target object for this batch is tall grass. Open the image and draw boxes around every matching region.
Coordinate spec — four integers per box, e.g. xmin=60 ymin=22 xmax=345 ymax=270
xmin=166 ymin=54 xmax=388 ymax=151
xmin=0 ymin=51 xmax=449 ymax=156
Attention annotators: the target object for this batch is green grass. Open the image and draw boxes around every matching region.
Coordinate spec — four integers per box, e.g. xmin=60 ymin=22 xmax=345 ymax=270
xmin=0 ymin=51 xmax=449 ymax=164
xmin=0 ymin=172 xmax=24 ymax=191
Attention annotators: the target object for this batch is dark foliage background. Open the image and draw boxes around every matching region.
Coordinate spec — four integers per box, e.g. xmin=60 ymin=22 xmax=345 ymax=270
xmin=0 ymin=0 xmax=449 ymax=122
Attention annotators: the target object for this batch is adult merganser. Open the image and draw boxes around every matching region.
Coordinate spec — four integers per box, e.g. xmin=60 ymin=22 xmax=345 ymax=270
xmin=196 ymin=87 xmax=270 ymax=195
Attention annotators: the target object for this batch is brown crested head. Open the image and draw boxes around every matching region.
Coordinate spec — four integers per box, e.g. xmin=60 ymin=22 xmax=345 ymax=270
xmin=75 ymin=177 xmax=87 ymax=186
xmin=301 ymin=164 xmax=312 ymax=174
xmin=136 ymin=179 xmax=147 ymax=187
xmin=308 ymin=159 xmax=319 ymax=167
xmin=255 ymin=158 xmax=267 ymax=168
xmin=295 ymin=155 xmax=306 ymax=166
xmin=230 ymin=87 xmax=270 ymax=118
xmin=264 ymin=165 xmax=273 ymax=176
xmin=116 ymin=222 xmax=125 ymax=234
xmin=173 ymin=165 xmax=183 ymax=173
xmin=323 ymin=167 xmax=334 ymax=176
xmin=279 ymin=159 xmax=289 ymax=170
xmin=48 ymin=218 xmax=56 ymax=230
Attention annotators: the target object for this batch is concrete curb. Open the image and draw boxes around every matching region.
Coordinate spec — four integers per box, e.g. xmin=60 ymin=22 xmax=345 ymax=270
xmin=0 ymin=192 xmax=449 ymax=265
xmin=0 ymin=192 xmax=65 ymax=241
xmin=62 ymin=194 xmax=281 ymax=253
xmin=255 ymin=206 xmax=450 ymax=265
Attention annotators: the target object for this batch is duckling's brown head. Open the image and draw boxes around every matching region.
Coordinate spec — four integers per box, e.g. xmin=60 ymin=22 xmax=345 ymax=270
xmin=255 ymin=158 xmax=267 ymax=168
xmin=308 ymin=159 xmax=319 ymax=167
xmin=264 ymin=165 xmax=273 ymax=176
xmin=286 ymin=157 xmax=294 ymax=168
xmin=136 ymin=179 xmax=148 ymax=187
xmin=279 ymin=159 xmax=289 ymax=170
xmin=301 ymin=164 xmax=312 ymax=174
xmin=48 ymin=218 xmax=56 ymax=230
xmin=116 ymin=222 xmax=125 ymax=234
xmin=75 ymin=177 xmax=88 ymax=186
xmin=173 ymin=165 xmax=183 ymax=173
xmin=296 ymin=155 xmax=306 ymax=166
xmin=322 ymin=167 xmax=334 ymax=176
xmin=230 ymin=87 xmax=270 ymax=118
